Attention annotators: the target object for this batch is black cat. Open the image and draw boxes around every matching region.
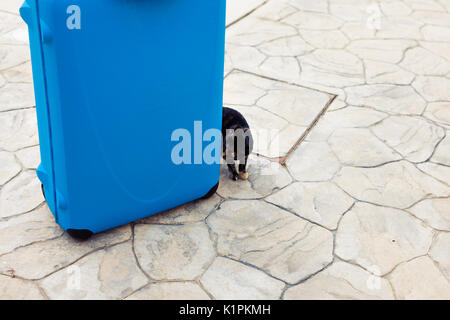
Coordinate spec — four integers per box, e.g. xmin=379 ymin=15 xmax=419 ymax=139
xmin=222 ymin=107 xmax=254 ymax=181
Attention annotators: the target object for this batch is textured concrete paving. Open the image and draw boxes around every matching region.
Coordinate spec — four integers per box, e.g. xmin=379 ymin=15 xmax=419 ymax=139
xmin=0 ymin=0 xmax=449 ymax=299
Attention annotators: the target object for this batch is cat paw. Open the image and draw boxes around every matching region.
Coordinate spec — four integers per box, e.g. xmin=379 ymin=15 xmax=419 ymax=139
xmin=230 ymin=174 xmax=239 ymax=181
xmin=239 ymin=172 xmax=249 ymax=180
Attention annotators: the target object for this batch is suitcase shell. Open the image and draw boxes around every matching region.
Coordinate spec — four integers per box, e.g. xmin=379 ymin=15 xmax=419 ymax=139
xmin=20 ymin=0 xmax=226 ymax=233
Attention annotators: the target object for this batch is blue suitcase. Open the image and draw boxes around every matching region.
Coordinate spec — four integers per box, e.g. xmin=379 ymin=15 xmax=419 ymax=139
xmin=20 ymin=0 xmax=226 ymax=238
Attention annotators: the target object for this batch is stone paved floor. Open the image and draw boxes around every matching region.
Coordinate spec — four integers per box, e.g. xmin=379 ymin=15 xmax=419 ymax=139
xmin=1 ymin=0 xmax=450 ymax=300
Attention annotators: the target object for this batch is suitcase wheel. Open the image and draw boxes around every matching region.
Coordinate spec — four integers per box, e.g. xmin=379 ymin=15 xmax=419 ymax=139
xmin=67 ymin=229 xmax=93 ymax=241
xmin=201 ymin=182 xmax=219 ymax=200
xmin=41 ymin=184 xmax=92 ymax=240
